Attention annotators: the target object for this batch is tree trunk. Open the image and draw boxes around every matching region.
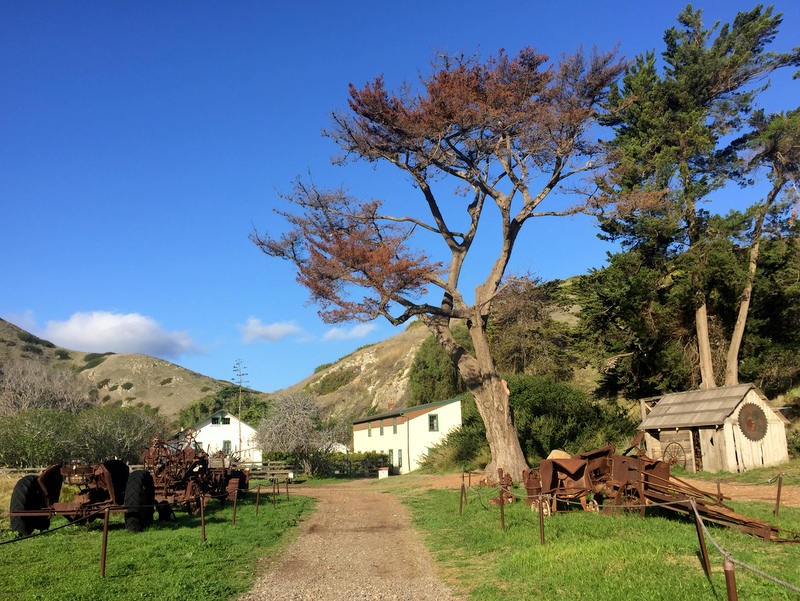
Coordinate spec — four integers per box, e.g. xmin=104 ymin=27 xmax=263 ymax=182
xmin=422 ymin=316 xmax=529 ymax=483
xmin=724 ymin=247 xmax=759 ymax=386
xmin=695 ymin=301 xmax=716 ymax=389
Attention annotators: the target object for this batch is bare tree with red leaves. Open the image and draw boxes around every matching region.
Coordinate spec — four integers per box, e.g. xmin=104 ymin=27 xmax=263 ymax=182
xmin=252 ymin=47 xmax=626 ymax=480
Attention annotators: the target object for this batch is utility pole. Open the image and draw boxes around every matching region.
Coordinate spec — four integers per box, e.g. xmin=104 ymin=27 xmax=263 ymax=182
xmin=232 ymin=359 xmax=248 ymax=457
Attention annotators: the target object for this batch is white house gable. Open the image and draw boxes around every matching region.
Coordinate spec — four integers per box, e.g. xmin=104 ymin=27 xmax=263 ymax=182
xmin=185 ymin=410 xmax=263 ymax=464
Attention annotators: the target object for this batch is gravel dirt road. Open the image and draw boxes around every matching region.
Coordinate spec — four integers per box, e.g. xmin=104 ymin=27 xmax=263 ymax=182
xmin=238 ymin=477 xmax=460 ymax=601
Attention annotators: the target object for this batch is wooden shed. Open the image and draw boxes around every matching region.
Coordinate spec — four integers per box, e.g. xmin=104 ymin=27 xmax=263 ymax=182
xmin=638 ymin=383 xmax=789 ymax=473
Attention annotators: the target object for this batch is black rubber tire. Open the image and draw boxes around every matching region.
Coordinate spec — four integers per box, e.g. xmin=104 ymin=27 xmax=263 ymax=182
xmin=156 ymin=500 xmax=176 ymax=522
xmin=10 ymin=475 xmax=50 ymax=536
xmin=124 ymin=470 xmax=155 ymax=532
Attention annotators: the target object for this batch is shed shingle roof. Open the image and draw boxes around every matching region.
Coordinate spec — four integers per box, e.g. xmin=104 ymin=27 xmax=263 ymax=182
xmin=638 ymin=384 xmax=767 ymax=430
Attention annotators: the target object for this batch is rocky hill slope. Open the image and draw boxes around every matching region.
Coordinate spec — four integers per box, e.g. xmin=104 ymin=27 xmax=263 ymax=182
xmin=283 ymin=322 xmax=430 ymax=419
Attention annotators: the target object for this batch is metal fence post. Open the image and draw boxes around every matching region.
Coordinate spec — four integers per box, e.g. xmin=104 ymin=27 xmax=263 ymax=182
xmin=100 ymin=508 xmax=110 ymax=577
xmin=724 ymin=559 xmax=738 ymax=601
xmin=200 ymin=496 xmax=206 ymax=542
xmin=774 ymin=474 xmax=783 ymax=517
xmin=538 ymin=495 xmax=546 ymax=546
xmin=231 ymin=489 xmax=238 ymax=526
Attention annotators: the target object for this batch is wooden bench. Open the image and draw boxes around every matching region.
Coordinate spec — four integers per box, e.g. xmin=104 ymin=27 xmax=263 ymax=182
xmin=247 ymin=461 xmax=296 ymax=482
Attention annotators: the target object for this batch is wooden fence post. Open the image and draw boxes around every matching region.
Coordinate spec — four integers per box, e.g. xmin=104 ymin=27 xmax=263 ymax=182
xmin=255 ymin=484 xmax=261 ymax=516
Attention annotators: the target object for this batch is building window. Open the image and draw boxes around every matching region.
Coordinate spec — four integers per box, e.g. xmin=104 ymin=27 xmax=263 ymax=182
xmin=222 ymin=440 xmax=232 ymax=454
xmin=368 ymin=423 xmax=372 ymax=437
xmin=429 ymin=414 xmax=439 ymax=432
xmin=211 ymin=417 xmax=220 ymax=425
xmin=397 ymin=449 xmax=403 ymax=468
xmin=380 ymin=422 xmax=384 ymax=436
xmin=388 ymin=449 xmax=394 ymax=466
xmin=392 ymin=417 xmax=397 ymax=434
xmin=222 ymin=417 xmax=231 ymax=425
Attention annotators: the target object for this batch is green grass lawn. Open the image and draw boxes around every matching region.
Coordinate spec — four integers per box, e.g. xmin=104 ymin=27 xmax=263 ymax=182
xmin=0 ymin=487 xmax=313 ymax=601
xmin=404 ymin=486 xmax=800 ymax=601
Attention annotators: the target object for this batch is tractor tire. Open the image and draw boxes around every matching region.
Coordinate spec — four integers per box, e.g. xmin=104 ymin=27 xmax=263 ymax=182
xmin=124 ymin=470 xmax=155 ymax=532
xmin=10 ymin=475 xmax=50 ymax=536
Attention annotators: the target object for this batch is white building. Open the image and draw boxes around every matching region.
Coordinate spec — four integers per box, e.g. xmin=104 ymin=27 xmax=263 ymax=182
xmin=184 ymin=409 xmax=263 ymax=464
xmin=352 ymin=397 xmax=462 ymax=474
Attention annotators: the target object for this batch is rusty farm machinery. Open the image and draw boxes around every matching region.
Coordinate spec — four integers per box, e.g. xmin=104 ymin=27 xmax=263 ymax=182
xmin=521 ymin=435 xmax=800 ymax=542
xmin=9 ymin=429 xmax=249 ymax=536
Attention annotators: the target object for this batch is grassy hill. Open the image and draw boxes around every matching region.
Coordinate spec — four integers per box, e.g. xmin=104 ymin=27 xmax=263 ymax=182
xmin=0 ymin=317 xmax=432 ymax=422
xmin=0 ymin=318 xmax=232 ymax=418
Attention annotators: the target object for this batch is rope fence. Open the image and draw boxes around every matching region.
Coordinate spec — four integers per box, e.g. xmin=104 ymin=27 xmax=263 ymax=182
xmin=1 ymin=479 xmax=292 ymax=577
xmin=456 ymin=473 xmax=800 ymax=600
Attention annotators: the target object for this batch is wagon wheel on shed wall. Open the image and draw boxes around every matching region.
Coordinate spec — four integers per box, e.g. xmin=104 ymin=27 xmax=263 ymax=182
xmin=662 ymin=442 xmax=687 ymax=469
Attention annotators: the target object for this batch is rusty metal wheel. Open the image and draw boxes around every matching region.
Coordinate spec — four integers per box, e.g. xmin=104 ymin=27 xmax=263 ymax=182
xmin=614 ymin=483 xmax=645 ymax=516
xmin=185 ymin=479 xmax=203 ymax=516
xmin=586 ymin=499 xmax=600 ymax=512
xmin=662 ymin=442 xmax=687 ymax=469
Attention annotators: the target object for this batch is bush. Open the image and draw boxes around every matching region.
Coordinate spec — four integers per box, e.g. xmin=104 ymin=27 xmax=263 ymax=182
xmin=121 ymin=382 xmax=134 ymax=390
xmin=20 ymin=344 xmax=42 ymax=355
xmin=159 ymin=377 xmax=173 ymax=386
xmin=309 ymin=367 xmax=358 ymax=395
xmin=54 ymin=350 xmax=71 ymax=360
xmin=787 ymin=429 xmax=800 ymax=459
xmin=16 ymin=332 xmax=55 ymax=348
xmin=421 ymin=376 xmax=638 ymax=472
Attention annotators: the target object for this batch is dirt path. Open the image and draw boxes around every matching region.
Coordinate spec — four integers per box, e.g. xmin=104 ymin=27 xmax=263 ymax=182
xmin=238 ymin=479 xmax=458 ymax=601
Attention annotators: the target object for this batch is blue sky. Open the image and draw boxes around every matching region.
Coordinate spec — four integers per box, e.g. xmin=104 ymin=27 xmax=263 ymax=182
xmin=2 ymin=1 xmax=798 ymax=393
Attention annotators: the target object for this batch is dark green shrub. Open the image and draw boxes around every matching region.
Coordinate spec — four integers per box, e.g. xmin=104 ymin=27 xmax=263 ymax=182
xmin=159 ymin=377 xmax=173 ymax=386
xmin=17 ymin=332 xmax=55 ymax=347
xmin=121 ymin=382 xmax=134 ymax=390
xmin=787 ymin=429 xmax=800 ymax=459
xmin=407 ymin=325 xmax=471 ymax=406
xmin=96 ymin=379 xmax=110 ymax=389
xmin=310 ymin=367 xmax=359 ymax=395
xmin=314 ymin=363 xmax=333 ymax=374
xmin=54 ymin=350 xmax=71 ymax=360
xmin=21 ymin=344 xmax=42 ymax=355
xmin=108 ymin=384 xmax=119 ymax=391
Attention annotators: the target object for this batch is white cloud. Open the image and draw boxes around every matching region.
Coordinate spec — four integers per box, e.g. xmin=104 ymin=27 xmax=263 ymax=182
xmin=41 ymin=312 xmax=201 ymax=358
xmin=238 ymin=318 xmax=303 ymax=343
xmin=322 ymin=323 xmax=377 ymax=341
xmin=2 ymin=310 xmax=38 ymax=332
